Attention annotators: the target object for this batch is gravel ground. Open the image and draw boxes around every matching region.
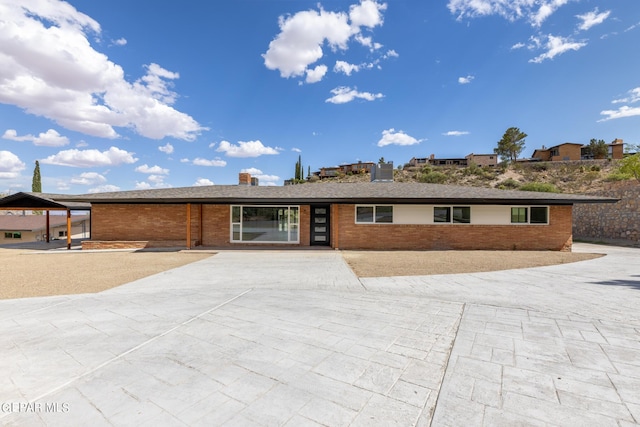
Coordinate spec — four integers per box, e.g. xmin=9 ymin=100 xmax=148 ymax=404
xmin=0 ymin=249 xmax=214 ymax=300
xmin=342 ymin=250 xmax=603 ymax=277
xmin=0 ymin=247 xmax=602 ymax=300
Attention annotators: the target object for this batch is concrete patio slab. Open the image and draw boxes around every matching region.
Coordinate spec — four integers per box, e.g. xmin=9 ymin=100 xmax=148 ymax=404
xmin=1 ymin=244 xmax=639 ymax=426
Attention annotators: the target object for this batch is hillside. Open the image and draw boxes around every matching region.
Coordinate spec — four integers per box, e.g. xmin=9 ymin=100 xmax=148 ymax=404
xmin=311 ymin=160 xmax=628 ymax=195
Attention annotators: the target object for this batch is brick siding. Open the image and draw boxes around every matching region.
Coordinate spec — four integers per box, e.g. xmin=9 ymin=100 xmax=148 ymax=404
xmin=84 ymin=203 xmax=572 ymax=251
xmin=85 ymin=203 xmax=310 ymax=249
xmin=331 ymin=204 xmax=573 ymax=251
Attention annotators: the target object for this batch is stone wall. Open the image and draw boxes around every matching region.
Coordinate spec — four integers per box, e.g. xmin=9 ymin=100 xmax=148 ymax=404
xmin=573 ymin=181 xmax=640 ymax=243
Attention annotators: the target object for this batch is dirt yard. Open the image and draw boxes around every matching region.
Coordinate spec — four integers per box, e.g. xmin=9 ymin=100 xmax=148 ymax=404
xmin=342 ymin=250 xmax=603 ymax=277
xmin=0 ymin=249 xmax=214 ymax=300
xmin=0 ymin=247 xmax=603 ymax=300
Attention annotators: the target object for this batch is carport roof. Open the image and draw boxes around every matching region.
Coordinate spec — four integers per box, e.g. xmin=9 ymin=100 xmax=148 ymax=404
xmin=54 ymin=182 xmax=618 ymax=205
xmin=0 ymin=192 xmax=91 ymax=210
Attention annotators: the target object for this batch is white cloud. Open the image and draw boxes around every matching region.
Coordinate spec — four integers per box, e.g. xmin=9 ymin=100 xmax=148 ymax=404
xmin=88 ymin=184 xmax=120 ymax=193
xmin=511 ymin=42 xmax=526 ymax=50
xmin=349 ymin=0 xmax=387 ymax=29
xmin=216 ymin=140 xmax=279 ymax=158
xmin=41 ymin=146 xmax=138 ymax=167
xmin=334 ymin=60 xmax=361 ymax=76
xmin=577 ymin=8 xmax=610 ymax=31
xmin=612 ymin=87 xmax=640 ymax=104
xmin=529 ymin=34 xmax=586 ymax=63
xmin=305 ymin=65 xmax=328 ymax=84
xmin=0 ymin=2 xmax=205 ymax=140
xmin=147 ymin=174 xmax=165 ymax=184
xmin=135 ymin=181 xmax=152 ymax=190
xmin=2 ymin=129 xmax=70 ymax=147
xmin=180 ymin=158 xmax=190 ymax=163
xmin=325 ymin=86 xmax=384 ymax=104
xmin=599 ymin=106 xmax=640 ymax=121
xmin=383 ymin=49 xmax=398 ymax=58
xmin=292 ymin=147 xmax=302 ymax=152
xmin=158 ymin=143 xmax=174 ymax=154
xmin=458 ymin=75 xmax=474 ymax=84
xmin=262 ymin=1 xmax=387 ymax=83
xmin=193 ymin=158 xmax=227 ymax=167
xmin=0 ymin=151 xmax=26 ymax=179
xmin=443 ymin=131 xmax=470 ymax=136
xmin=240 ymin=168 xmax=280 ymax=185
xmin=70 ymin=172 xmax=107 ymax=185
xmin=193 ymin=178 xmax=214 ymax=186
xmin=113 ymin=38 xmax=127 ymax=46
xmin=377 ymin=128 xmax=423 ymax=147
xmin=447 ymin=0 xmax=570 ymax=27
xmin=135 ymin=164 xmax=169 ymax=175
xmin=598 ymin=87 xmax=640 ymax=121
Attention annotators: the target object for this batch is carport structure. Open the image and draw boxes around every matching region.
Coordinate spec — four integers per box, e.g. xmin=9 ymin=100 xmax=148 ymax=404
xmin=0 ymin=192 xmax=91 ymax=250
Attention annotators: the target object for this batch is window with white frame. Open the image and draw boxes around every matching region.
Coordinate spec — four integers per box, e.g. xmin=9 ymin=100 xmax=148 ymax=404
xmin=434 ymin=206 xmax=471 ymax=223
xmin=356 ymin=205 xmax=393 ymax=223
xmin=511 ymin=206 xmax=548 ymax=224
xmin=231 ymin=206 xmax=299 ymax=243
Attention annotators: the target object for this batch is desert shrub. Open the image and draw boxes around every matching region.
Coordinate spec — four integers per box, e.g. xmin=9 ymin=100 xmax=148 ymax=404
xmin=531 ymin=163 xmax=548 ymax=172
xmin=519 ymin=182 xmax=560 ymax=193
xmin=418 ymin=171 xmax=448 ymax=184
xmin=605 ymin=172 xmax=633 ymax=182
xmin=496 ymin=178 xmax=520 ymax=190
xmin=590 ymin=164 xmax=601 ymax=172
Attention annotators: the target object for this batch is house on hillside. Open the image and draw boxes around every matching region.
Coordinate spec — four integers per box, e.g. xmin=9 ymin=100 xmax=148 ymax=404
xmin=316 ymin=161 xmax=375 ymax=178
xmin=28 ymin=172 xmax=618 ymax=252
xmin=0 ymin=214 xmax=90 ymax=243
xmin=409 ymin=153 xmax=498 ymax=168
xmin=532 ymin=139 xmax=624 ymax=162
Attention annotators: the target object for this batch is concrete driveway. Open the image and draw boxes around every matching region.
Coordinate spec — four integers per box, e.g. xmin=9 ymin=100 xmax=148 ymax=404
xmin=1 ymin=244 xmax=639 ymax=426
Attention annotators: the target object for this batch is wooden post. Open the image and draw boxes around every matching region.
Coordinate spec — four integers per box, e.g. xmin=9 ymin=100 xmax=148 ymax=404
xmin=186 ymin=203 xmax=192 ymax=249
xmin=46 ymin=210 xmax=50 ymax=243
xmin=199 ymin=204 xmax=203 ymax=246
xmin=66 ymin=209 xmax=71 ymax=250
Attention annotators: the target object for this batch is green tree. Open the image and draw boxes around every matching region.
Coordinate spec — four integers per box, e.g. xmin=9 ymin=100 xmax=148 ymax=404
xmin=494 ymin=127 xmax=527 ymax=163
xmin=587 ymin=139 xmax=608 ymax=159
xmin=32 ymin=160 xmax=42 ymax=193
xmin=293 ymin=155 xmax=304 ymax=181
xmin=31 ymin=160 xmax=43 ymax=215
xmin=618 ymin=153 xmax=640 ymax=182
xmin=378 ymin=157 xmax=385 ymax=164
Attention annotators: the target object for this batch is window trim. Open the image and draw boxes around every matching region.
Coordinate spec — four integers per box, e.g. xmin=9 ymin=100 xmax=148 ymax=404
xmin=355 ymin=205 xmax=394 ymax=224
xmin=433 ymin=206 xmax=472 ymax=224
xmin=510 ymin=206 xmax=549 ymax=225
xmin=230 ymin=205 xmax=300 ymax=244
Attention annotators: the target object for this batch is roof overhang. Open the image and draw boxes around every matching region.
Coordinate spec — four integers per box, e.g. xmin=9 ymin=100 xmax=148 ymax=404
xmin=0 ymin=192 xmax=91 ymax=210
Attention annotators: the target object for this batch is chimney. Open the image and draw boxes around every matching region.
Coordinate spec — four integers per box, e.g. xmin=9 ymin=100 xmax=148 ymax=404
xmin=429 ymin=154 xmax=435 ymax=160
xmin=238 ymin=172 xmax=251 ymax=185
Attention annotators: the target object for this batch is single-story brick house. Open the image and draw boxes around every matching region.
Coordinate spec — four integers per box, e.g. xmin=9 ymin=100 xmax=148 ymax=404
xmin=41 ymin=179 xmax=617 ymax=252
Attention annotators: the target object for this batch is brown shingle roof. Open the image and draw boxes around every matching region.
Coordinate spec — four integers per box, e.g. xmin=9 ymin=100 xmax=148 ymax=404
xmin=56 ymin=182 xmax=617 ymax=205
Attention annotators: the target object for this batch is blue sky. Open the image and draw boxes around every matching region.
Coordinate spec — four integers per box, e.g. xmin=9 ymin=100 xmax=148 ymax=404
xmin=1 ymin=0 xmax=639 ymax=193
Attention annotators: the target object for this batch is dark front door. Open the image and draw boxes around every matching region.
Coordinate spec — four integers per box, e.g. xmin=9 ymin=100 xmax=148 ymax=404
xmin=310 ymin=204 xmax=331 ymax=246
